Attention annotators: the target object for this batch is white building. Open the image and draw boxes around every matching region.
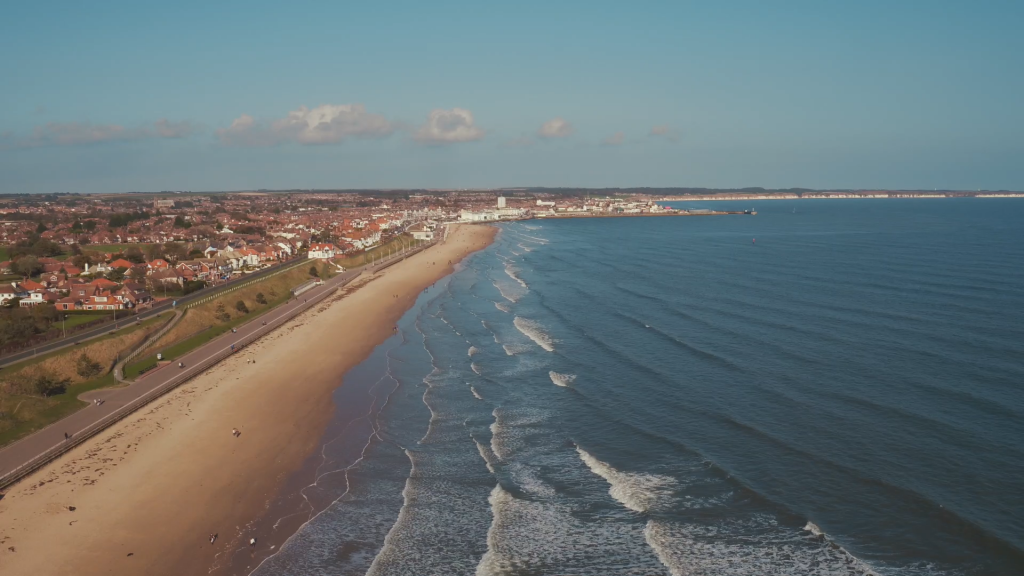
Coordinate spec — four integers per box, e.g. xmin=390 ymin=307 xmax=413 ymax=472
xmin=308 ymin=243 xmax=338 ymax=259
xmin=408 ymin=222 xmax=435 ymax=241
xmin=497 ymin=196 xmax=506 ymax=208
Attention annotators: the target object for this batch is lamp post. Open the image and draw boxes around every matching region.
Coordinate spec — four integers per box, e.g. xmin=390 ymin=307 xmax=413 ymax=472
xmin=63 ymin=314 xmax=67 ymax=339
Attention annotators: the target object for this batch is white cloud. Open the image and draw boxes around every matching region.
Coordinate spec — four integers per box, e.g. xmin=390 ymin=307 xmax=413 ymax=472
xmin=153 ymin=119 xmax=195 ymax=138
xmin=602 ymin=132 xmax=625 ymax=146
xmin=538 ymin=117 xmax=574 ymax=139
xmin=217 ymin=104 xmax=394 ymax=146
xmin=414 ymin=108 xmax=485 ymax=145
xmin=649 ymin=125 xmax=680 ymax=142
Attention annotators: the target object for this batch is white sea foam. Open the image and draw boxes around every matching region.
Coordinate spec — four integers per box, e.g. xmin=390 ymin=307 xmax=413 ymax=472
xmin=513 ymin=316 xmax=555 ymax=352
xmin=468 ymin=346 xmax=479 ymax=356
xmin=804 ymin=521 xmax=825 ymax=538
xmin=519 ymin=233 xmax=548 ymax=244
xmin=504 ymin=263 xmax=528 ymax=289
xmin=503 ymin=343 xmax=531 ymax=356
xmin=474 ymin=439 xmax=498 ymax=474
xmin=517 ymin=242 xmax=533 ymax=252
xmin=470 ymin=386 xmax=483 ymax=400
xmin=494 ymin=301 xmax=510 ymax=313
xmin=471 ymin=362 xmax=482 ymax=375
xmin=548 ymin=371 xmax=576 ymax=387
xmin=492 ymin=280 xmax=521 ymax=303
xmin=643 ymin=517 xmax=882 ymax=576
xmin=576 ymin=446 xmax=677 ymax=513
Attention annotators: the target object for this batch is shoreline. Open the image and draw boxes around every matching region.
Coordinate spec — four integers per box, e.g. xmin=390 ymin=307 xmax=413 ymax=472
xmin=0 ymin=224 xmax=497 ymax=576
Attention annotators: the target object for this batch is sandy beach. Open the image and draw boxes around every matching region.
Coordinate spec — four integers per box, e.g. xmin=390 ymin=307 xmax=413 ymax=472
xmin=0 ymin=224 xmax=496 ymax=576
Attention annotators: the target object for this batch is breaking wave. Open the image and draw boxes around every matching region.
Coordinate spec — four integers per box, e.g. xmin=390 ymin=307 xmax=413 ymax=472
xmin=513 ymin=316 xmax=555 ymax=352
xmin=576 ymin=446 xmax=677 ymax=513
xmin=549 ymin=371 xmax=576 ymax=387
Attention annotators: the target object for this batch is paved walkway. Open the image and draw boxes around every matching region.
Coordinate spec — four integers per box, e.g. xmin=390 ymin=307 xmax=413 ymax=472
xmin=0 ymin=267 xmax=362 ymax=481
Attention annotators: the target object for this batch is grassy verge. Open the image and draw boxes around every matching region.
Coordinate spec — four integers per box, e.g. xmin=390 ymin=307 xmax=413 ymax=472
xmin=123 ymin=262 xmax=329 ymax=379
xmin=47 ymin=313 xmax=109 ymax=333
xmin=335 ymin=234 xmax=424 ymax=269
xmin=0 ymin=312 xmax=172 ymax=448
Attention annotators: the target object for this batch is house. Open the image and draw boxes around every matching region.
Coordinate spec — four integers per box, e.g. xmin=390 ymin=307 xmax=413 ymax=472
xmin=0 ymin=283 xmax=28 ymax=306
xmin=83 ymin=291 xmax=123 ymax=310
xmin=149 ymin=269 xmax=184 ymax=287
xmin=308 ymin=243 xmax=337 ymax=259
xmin=147 ymin=258 xmax=171 ymax=272
xmin=57 ymin=296 xmax=79 ymax=311
xmin=408 ymin=222 xmax=434 ymax=241
xmin=109 ymin=258 xmax=134 ymax=270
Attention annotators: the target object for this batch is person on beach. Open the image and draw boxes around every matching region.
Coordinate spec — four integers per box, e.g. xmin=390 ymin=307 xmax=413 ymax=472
xmin=249 ymin=537 xmax=257 ymax=548
xmin=209 ymin=533 xmax=217 ymax=544
xmin=64 ymin=432 xmax=69 ymax=441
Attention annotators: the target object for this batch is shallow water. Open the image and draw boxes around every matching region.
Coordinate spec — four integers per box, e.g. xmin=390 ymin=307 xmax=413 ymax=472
xmin=254 ymin=199 xmax=1024 ymax=576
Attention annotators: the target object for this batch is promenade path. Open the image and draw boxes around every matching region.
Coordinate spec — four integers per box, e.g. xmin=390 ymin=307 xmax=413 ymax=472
xmin=0 ymin=266 xmax=363 ymax=482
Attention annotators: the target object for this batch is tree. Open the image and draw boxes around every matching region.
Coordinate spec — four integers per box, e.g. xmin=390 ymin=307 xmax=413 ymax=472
xmin=84 ymin=220 xmax=97 ymax=232
xmin=70 ymin=243 xmax=83 ymax=256
xmin=144 ymin=243 xmax=164 ymax=262
xmin=255 ymin=292 xmax=267 ymax=305
xmin=13 ymin=255 xmax=42 ymax=277
xmin=125 ymin=246 xmax=145 ymax=264
xmin=173 ymin=215 xmax=191 ymax=229
xmin=215 ymin=302 xmax=231 ymax=322
xmin=31 ymin=373 xmax=69 ymax=397
xmin=76 ymin=354 xmax=104 ymax=378
xmin=36 ymin=221 xmax=47 ymax=234
xmin=163 ymin=242 xmax=188 ymax=262
xmin=215 ymin=222 xmax=224 ymax=231
xmin=309 ymin=266 xmax=319 ymax=278
xmin=72 ymin=254 xmax=93 ymax=269
xmin=235 ymin=300 xmax=249 ymax=314
xmin=71 ymin=220 xmax=84 ymax=232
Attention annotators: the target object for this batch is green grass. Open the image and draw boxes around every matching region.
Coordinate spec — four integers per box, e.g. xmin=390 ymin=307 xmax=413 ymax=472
xmin=49 ymin=313 xmax=108 ymax=332
xmin=0 ymin=246 xmax=9 ymax=262
xmin=123 ymin=293 xmax=290 ymax=379
xmin=0 ymin=373 xmax=120 ymax=448
xmin=83 ymin=243 xmax=154 ymax=254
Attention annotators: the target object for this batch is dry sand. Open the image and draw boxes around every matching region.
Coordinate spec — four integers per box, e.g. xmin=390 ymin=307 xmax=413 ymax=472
xmin=0 ymin=224 xmax=496 ymax=576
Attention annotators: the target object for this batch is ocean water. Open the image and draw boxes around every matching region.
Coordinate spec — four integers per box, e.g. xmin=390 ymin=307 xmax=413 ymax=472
xmin=252 ymin=199 xmax=1024 ymax=576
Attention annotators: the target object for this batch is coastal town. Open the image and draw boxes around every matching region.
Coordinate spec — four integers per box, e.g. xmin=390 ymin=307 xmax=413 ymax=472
xmin=1 ymin=187 xmax=1018 ymax=321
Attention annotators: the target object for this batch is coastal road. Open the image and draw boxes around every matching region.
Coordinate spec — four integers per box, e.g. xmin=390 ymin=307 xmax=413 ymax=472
xmin=0 ymin=265 xmax=363 ymax=482
xmin=0 ymin=256 xmax=309 ymax=369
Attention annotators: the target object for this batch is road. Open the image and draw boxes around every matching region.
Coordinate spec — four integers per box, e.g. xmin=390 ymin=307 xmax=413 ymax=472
xmin=0 ymin=266 xmax=362 ymax=482
xmin=0 ymin=257 xmax=309 ymax=368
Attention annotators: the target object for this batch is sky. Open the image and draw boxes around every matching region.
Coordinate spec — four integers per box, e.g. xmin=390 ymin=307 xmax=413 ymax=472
xmin=1 ymin=0 xmax=1022 ymax=193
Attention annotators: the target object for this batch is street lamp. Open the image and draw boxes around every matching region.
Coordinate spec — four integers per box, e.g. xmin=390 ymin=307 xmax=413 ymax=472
xmin=63 ymin=314 xmax=67 ymax=339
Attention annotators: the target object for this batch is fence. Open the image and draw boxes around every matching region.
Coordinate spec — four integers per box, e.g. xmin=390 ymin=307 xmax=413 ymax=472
xmin=183 ymin=257 xmax=308 ymax=310
xmin=0 ymin=270 xmax=354 ymax=490
xmin=112 ymin=312 xmax=188 ymax=379
xmin=0 ymin=312 xmax=137 ymax=358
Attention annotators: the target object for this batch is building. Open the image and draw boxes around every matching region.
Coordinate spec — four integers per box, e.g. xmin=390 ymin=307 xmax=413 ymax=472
xmin=308 ymin=243 xmax=337 ymax=259
xmin=497 ymin=196 xmax=506 ymax=208
xmin=408 ymin=222 xmax=434 ymax=241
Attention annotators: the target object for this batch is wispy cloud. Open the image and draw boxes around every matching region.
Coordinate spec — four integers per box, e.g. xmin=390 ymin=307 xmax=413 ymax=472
xmin=602 ymin=131 xmax=625 ymax=146
xmin=414 ymin=108 xmax=485 ymax=145
xmin=5 ymin=119 xmax=197 ymax=149
xmin=217 ymin=104 xmax=394 ymax=146
xmin=649 ymin=124 xmax=680 ymax=142
xmin=538 ymin=117 xmax=574 ymax=139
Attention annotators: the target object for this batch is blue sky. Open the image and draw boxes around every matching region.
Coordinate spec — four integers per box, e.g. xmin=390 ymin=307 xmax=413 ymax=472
xmin=1 ymin=0 xmax=1022 ymax=193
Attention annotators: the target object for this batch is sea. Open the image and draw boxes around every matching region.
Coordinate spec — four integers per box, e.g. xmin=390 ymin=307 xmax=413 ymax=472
xmin=246 ymin=198 xmax=1024 ymax=576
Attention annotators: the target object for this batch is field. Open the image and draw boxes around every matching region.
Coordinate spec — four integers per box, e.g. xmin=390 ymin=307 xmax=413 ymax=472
xmin=0 ymin=312 xmax=173 ymax=446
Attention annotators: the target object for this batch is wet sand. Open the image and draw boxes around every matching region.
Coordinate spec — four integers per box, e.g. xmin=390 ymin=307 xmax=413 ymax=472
xmin=0 ymin=224 xmax=496 ymax=576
